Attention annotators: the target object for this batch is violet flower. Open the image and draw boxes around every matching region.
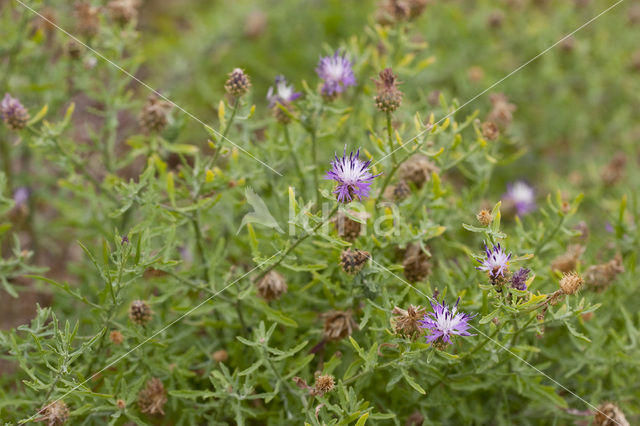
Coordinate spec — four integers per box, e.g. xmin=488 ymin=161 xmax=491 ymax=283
xmin=1 ymin=93 xmax=29 ymax=130
xmin=325 ymin=147 xmax=380 ymax=203
xmin=510 ymin=267 xmax=530 ymax=291
xmin=316 ymin=51 xmax=356 ymax=98
xmin=418 ymin=298 xmax=475 ymax=348
xmin=266 ymin=75 xmax=301 ymax=107
xmin=477 ymin=243 xmax=511 ymax=279
xmin=504 ymin=181 xmax=536 ymax=215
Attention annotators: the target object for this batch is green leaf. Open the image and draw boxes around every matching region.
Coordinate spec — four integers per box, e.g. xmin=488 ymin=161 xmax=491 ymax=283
xmin=355 ymin=412 xmax=369 ymax=426
xmin=401 ymin=368 xmax=426 ymax=394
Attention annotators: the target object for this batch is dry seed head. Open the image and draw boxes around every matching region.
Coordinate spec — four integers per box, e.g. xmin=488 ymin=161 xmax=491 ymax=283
xmin=402 ymin=243 xmax=431 ymax=283
xmin=340 ymin=248 xmax=370 ymax=274
xmin=128 ymin=300 xmax=152 ymax=325
xmin=225 ymin=68 xmax=251 ymax=98
xmin=559 ymin=272 xmax=583 ymax=295
xmin=481 ymin=121 xmax=500 ymax=141
xmin=35 ymin=400 xmax=69 ymax=425
xmin=373 ymin=68 xmax=403 ymax=113
xmin=313 ymin=375 xmax=335 ymax=395
xmin=212 ymin=349 xmax=228 ymax=362
xmin=139 ymin=94 xmax=172 ymax=134
xmin=256 ymin=270 xmax=288 ymax=301
xmin=476 ymin=209 xmax=492 ymax=226
xmin=487 ymin=93 xmax=516 ymax=128
xmin=108 ymin=0 xmax=140 ymax=25
xmin=138 ymin=378 xmax=167 ymax=416
xmin=109 ymin=330 xmax=124 ymax=345
xmin=398 ymin=155 xmax=439 ymax=189
xmin=332 ymin=210 xmax=369 ymax=241
xmin=551 ymin=244 xmax=584 ymax=273
xmin=594 ymin=402 xmax=630 ymax=426
xmin=116 ymin=399 xmax=126 ymax=410
xmin=391 ymin=305 xmax=425 ymax=339
xmin=585 ymin=255 xmax=624 ymax=292
xmin=323 ymin=310 xmax=358 ymax=341
xmin=74 ymin=2 xmax=100 ymax=38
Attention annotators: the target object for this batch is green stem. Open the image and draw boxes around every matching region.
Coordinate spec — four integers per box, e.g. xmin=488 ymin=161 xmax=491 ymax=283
xmin=210 ymin=97 xmax=239 ymax=169
xmin=0 ymin=131 xmax=12 ymax=190
xmin=533 ymin=215 xmax=565 ymax=256
xmin=283 ymin=125 xmax=305 ymax=193
xmin=386 ymin=112 xmax=397 ymax=165
xmin=310 ymin=128 xmax=319 ymax=208
xmin=192 ymin=214 xmax=210 ymax=283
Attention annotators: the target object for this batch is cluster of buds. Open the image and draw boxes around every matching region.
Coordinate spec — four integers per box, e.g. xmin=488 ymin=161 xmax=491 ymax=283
xmin=584 ymin=255 xmax=624 ymax=292
xmin=600 ymin=152 xmax=626 ymax=186
xmin=391 ymin=305 xmax=425 ymax=339
xmin=340 ymin=248 xmax=370 ymax=274
xmin=225 ymin=68 xmax=251 ymax=98
xmin=487 ymin=93 xmax=516 ymax=128
xmin=332 ymin=210 xmax=369 ymax=241
xmin=373 ymin=68 xmax=403 ymax=113
xmin=293 ymin=374 xmax=336 ymax=397
xmin=35 ymin=400 xmax=69 ymax=425
xmin=550 ymin=244 xmax=584 ymax=273
xmin=398 ymin=154 xmax=439 ymax=190
xmin=129 ymin=300 xmax=152 ymax=325
xmin=375 ymin=0 xmax=428 ymax=25
xmin=75 ymin=2 xmax=100 ymax=38
xmin=255 ymin=270 xmax=288 ymax=301
xmin=1 ymin=94 xmax=30 ymax=131
xmin=107 ymin=0 xmax=140 ymax=26
xmin=322 ymin=310 xmax=358 ymax=341
xmin=402 ymin=243 xmax=431 ymax=283
xmin=139 ymin=94 xmax=172 ymax=134
xmin=137 ymin=378 xmax=167 ymax=416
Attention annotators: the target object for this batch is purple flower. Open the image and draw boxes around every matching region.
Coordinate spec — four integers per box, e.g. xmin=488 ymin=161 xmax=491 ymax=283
xmin=325 ymin=147 xmax=380 ymax=203
xmin=13 ymin=187 xmax=29 ymax=207
xmin=266 ymin=75 xmax=301 ymax=107
xmin=316 ymin=51 xmax=357 ymax=98
xmin=605 ymin=222 xmax=614 ymax=233
xmin=504 ymin=181 xmax=536 ymax=215
xmin=1 ymin=93 xmax=29 ymax=130
xmin=510 ymin=267 xmax=530 ymax=291
xmin=477 ymin=243 xmax=511 ymax=279
xmin=418 ymin=298 xmax=475 ymax=347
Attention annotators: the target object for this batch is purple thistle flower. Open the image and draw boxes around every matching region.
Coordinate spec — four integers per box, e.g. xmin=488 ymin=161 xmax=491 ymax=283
xmin=418 ymin=298 xmax=475 ymax=347
xmin=13 ymin=187 xmax=29 ymax=208
xmin=510 ymin=267 xmax=530 ymax=291
xmin=316 ymin=51 xmax=357 ymax=98
xmin=477 ymin=243 xmax=511 ymax=279
xmin=504 ymin=181 xmax=536 ymax=215
xmin=325 ymin=147 xmax=380 ymax=203
xmin=1 ymin=93 xmax=30 ymax=130
xmin=266 ymin=75 xmax=301 ymax=107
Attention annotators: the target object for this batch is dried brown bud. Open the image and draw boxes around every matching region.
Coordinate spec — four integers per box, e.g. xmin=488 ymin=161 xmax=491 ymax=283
xmin=244 ymin=10 xmax=267 ymax=39
xmin=340 ymin=248 xmax=370 ymax=274
xmin=108 ymin=0 xmax=140 ymax=25
xmin=116 ymin=399 xmax=126 ymax=410
xmin=402 ymin=243 xmax=431 ymax=283
xmin=550 ymin=245 xmax=584 ymax=273
xmin=225 ymin=68 xmax=251 ymax=98
xmin=383 ymin=180 xmax=411 ymax=201
xmin=559 ymin=272 xmax=583 ymax=295
xmin=374 ymin=68 xmax=403 ymax=113
xmin=594 ymin=402 xmax=630 ymax=426
xmin=138 ymin=378 xmax=167 ymax=416
xmin=391 ymin=305 xmax=425 ymax=339
xmin=139 ymin=94 xmax=172 ymax=134
xmin=487 ymin=93 xmax=516 ymax=128
xmin=481 ymin=121 xmax=500 ymax=141
xmin=212 ymin=349 xmax=228 ymax=363
xmin=398 ymin=155 xmax=439 ymax=189
xmin=256 ymin=270 xmax=288 ymax=301
xmin=600 ymin=152 xmax=626 ymax=186
xmin=323 ymin=310 xmax=358 ymax=341
xmin=128 ymin=300 xmax=152 ymax=325
xmin=332 ymin=210 xmax=369 ymax=241
xmin=584 ymin=255 xmax=624 ymax=292
xmin=35 ymin=400 xmax=69 ymax=425
xmin=75 ymin=2 xmax=100 ymax=38
xmin=313 ymin=375 xmax=335 ymax=395
xmin=476 ymin=209 xmax=492 ymax=226
xmin=109 ymin=330 xmax=124 ymax=345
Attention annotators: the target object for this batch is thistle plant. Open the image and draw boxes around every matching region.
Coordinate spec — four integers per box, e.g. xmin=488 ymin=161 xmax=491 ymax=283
xmin=0 ymin=1 xmax=639 ymax=425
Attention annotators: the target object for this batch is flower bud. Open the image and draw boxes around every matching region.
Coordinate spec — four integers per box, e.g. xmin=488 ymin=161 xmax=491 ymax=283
xmin=256 ymin=270 xmax=288 ymax=301
xmin=476 ymin=209 xmax=492 ymax=226
xmin=212 ymin=349 xmax=228 ymax=363
xmin=559 ymin=272 xmax=583 ymax=295
xmin=1 ymin=94 xmax=30 ymax=131
xmin=340 ymin=248 xmax=370 ymax=274
xmin=116 ymin=399 xmax=126 ymax=410
xmin=129 ymin=300 xmax=152 ymax=325
xmin=225 ymin=68 xmax=251 ymax=98
xmin=109 ymin=330 xmax=124 ymax=345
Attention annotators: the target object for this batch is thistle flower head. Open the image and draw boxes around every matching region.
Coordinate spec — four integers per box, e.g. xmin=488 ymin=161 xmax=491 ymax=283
xmin=340 ymin=248 xmax=370 ymax=274
xmin=108 ymin=0 xmax=140 ymax=25
xmin=324 ymin=147 xmax=380 ymax=203
xmin=266 ymin=75 xmax=301 ymax=107
xmin=477 ymin=243 xmax=511 ymax=279
xmin=225 ymin=68 xmax=251 ymax=98
xmin=392 ymin=304 xmax=426 ymax=339
xmin=313 ymin=375 xmax=335 ymax=395
xmin=504 ymin=181 xmax=536 ymax=215
xmin=139 ymin=94 xmax=172 ymax=134
xmin=418 ymin=298 xmax=475 ymax=348
xmin=137 ymin=378 xmax=167 ymax=416
xmin=129 ymin=300 xmax=152 ymax=325
xmin=510 ymin=267 xmax=530 ymax=291
xmin=1 ymin=93 xmax=30 ymax=130
xmin=373 ymin=68 xmax=403 ymax=113
xmin=35 ymin=400 xmax=69 ymax=425
xmin=323 ymin=310 xmax=358 ymax=341
xmin=316 ymin=51 xmax=356 ymax=98
xmin=559 ymin=271 xmax=583 ymax=295
xmin=256 ymin=270 xmax=288 ymax=301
